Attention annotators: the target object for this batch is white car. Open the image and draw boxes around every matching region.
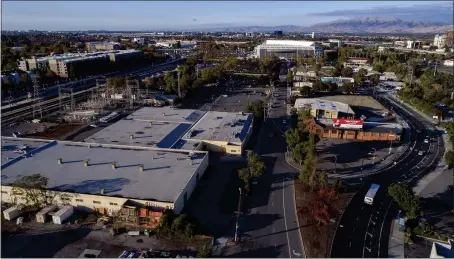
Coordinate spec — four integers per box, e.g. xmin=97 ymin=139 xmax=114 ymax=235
xmin=418 ymin=151 xmax=424 ymax=156
xmin=282 ymin=120 xmax=287 ymax=124
xmin=424 ymin=139 xmax=429 ymax=143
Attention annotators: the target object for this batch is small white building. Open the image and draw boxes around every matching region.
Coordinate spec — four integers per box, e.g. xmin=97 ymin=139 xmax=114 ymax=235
xmin=52 ymin=205 xmax=74 ymax=225
xmin=443 ymin=59 xmax=454 ymax=67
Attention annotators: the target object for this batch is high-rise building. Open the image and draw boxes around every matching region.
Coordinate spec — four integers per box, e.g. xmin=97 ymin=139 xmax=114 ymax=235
xmin=445 ymin=31 xmax=454 ymax=48
xmin=434 ymin=34 xmax=446 ymax=49
xmin=311 ymin=32 xmax=315 ymax=39
xmin=273 ymin=30 xmax=283 ymax=36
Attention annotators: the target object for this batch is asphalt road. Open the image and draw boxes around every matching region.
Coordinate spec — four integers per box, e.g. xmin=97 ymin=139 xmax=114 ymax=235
xmin=331 ymin=92 xmax=444 ymax=258
xmin=238 ymin=83 xmax=304 ymax=258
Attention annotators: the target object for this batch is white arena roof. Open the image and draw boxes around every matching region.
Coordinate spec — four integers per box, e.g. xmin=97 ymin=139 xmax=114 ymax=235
xmin=263 ymin=40 xmax=315 ymax=47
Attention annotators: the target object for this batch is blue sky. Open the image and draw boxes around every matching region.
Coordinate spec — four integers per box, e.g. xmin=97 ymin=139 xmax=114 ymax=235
xmin=2 ymin=1 xmax=453 ymax=31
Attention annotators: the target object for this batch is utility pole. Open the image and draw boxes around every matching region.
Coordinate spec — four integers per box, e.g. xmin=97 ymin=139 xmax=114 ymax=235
xmin=372 ymin=148 xmax=377 ymax=164
xmin=234 ymin=187 xmax=242 ymax=243
xmin=177 ymin=70 xmax=181 ymax=98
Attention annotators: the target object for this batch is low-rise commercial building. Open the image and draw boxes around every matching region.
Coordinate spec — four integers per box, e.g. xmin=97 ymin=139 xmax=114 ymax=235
xmin=294 ymin=98 xmax=355 ymax=119
xmin=406 ymin=40 xmax=421 ymax=49
xmin=182 ymin=111 xmax=254 ymax=155
xmin=1 ymin=137 xmax=209 ymax=215
xmin=445 ymin=31 xmax=454 ymax=48
xmin=254 ymin=40 xmax=323 ymax=60
xmin=305 ymin=118 xmax=402 ymax=141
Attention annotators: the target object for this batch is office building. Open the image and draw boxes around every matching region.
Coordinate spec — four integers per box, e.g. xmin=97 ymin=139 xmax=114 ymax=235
xmin=434 ymin=34 xmax=447 ymax=49
xmin=274 ymin=30 xmax=283 ymax=36
xmin=254 ymin=40 xmax=323 ymax=60
xmin=311 ymin=32 xmax=315 ymax=39
xmin=406 ymin=40 xmax=421 ymax=49
xmin=445 ymin=31 xmax=454 ymax=48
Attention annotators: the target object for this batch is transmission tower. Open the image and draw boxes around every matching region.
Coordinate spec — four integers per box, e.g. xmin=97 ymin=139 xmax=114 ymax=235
xmin=125 ymin=79 xmax=140 ymax=110
xmin=32 ymin=80 xmax=43 ymax=118
xmin=59 ymin=86 xmax=75 ymax=112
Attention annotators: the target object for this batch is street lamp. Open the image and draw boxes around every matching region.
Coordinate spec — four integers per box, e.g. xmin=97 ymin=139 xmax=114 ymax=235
xmin=234 ymin=187 xmax=242 ymax=243
xmin=372 ymin=148 xmax=377 ymax=164
xmin=388 ymin=140 xmax=393 ymax=155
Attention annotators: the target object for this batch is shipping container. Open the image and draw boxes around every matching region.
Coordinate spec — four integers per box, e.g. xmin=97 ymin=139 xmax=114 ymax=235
xmin=36 ymin=205 xmax=58 ymax=223
xmin=3 ymin=206 xmax=21 ymax=221
xmin=52 ymin=205 xmax=74 ymax=225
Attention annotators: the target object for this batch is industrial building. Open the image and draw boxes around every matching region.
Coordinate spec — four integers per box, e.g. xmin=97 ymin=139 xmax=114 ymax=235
xmin=85 ymin=107 xmax=254 ymax=155
xmin=254 ymin=40 xmax=323 ymax=60
xmin=294 ymin=98 xmax=355 ymax=119
xmin=85 ymin=107 xmax=206 ymax=149
xmin=86 ymin=42 xmax=122 ymax=52
xmin=182 ymin=111 xmax=254 ymax=155
xmin=1 ymin=137 xmax=209 ymax=215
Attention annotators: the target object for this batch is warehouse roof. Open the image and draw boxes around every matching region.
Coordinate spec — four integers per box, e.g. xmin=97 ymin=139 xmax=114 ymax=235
xmin=183 ymin=111 xmax=253 ymax=143
xmin=85 ymin=107 xmax=206 ymax=148
xmin=126 ymin=107 xmax=206 ymax=124
xmin=294 ymin=98 xmax=355 ymax=115
xmin=1 ymin=138 xmax=207 ymax=203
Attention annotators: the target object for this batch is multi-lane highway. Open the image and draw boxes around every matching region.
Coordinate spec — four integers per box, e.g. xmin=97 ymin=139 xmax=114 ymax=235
xmin=238 ymin=82 xmax=304 ymax=258
xmin=331 ymin=92 xmax=444 ymax=258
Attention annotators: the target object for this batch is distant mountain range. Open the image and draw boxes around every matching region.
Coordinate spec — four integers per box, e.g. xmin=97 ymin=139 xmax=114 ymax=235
xmin=199 ymin=17 xmax=454 ymax=34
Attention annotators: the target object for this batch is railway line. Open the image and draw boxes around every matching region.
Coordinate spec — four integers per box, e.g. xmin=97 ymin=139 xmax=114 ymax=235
xmin=1 ymin=58 xmax=186 ymax=127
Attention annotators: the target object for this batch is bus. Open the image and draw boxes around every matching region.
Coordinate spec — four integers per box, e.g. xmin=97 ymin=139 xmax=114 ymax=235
xmin=364 ymin=184 xmax=380 ymax=205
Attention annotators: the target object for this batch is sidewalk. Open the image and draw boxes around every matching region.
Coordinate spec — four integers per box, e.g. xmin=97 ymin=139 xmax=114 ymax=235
xmin=388 ymin=218 xmax=405 ymax=258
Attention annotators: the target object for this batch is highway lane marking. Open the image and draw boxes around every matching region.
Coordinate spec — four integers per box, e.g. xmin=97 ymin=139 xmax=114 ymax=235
xmin=378 ymin=200 xmax=393 ymax=258
xmin=282 ymin=181 xmax=292 ymax=258
xmin=363 ymin=208 xmax=376 ymax=258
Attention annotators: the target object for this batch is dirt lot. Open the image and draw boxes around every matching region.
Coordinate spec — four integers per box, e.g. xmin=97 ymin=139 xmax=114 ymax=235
xmin=318 ymin=95 xmax=388 ymax=114
xmin=1 ymin=122 xmax=58 ymax=137
xmin=294 ymin=182 xmax=354 ymax=258
xmin=26 ymin=123 xmax=86 ymax=140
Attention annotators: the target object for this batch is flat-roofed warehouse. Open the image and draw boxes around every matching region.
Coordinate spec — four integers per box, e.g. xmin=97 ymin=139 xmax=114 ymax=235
xmin=294 ymin=98 xmax=355 ymax=119
xmin=85 ymin=107 xmax=206 ymax=149
xmin=1 ymin=137 xmax=208 ymax=215
xmin=254 ymin=40 xmax=324 ymax=60
xmin=183 ymin=111 xmax=254 ymax=155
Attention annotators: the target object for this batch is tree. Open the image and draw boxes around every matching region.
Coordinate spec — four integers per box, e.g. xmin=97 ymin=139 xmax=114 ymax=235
xmin=315 ymin=63 xmax=322 ymax=72
xmin=246 ymin=100 xmax=264 ymax=118
xmin=341 ymin=67 xmax=353 ymax=77
xmin=333 ymin=178 xmax=345 ymax=193
xmin=247 ymin=151 xmax=265 ymax=178
xmin=342 ymin=82 xmax=356 ymax=94
xmin=388 ymin=184 xmax=421 ymax=219
xmin=286 ymin=128 xmax=303 ymax=150
xmin=319 ymin=172 xmax=328 ymax=188
xmin=369 ymin=73 xmax=380 ymax=86
xmin=300 ymin=86 xmax=311 ymax=97
xmin=159 ymin=209 xmax=176 ymax=232
xmin=238 ymin=168 xmax=250 ymax=189
xmin=171 ymin=213 xmax=189 ymax=233
xmin=445 ymin=150 xmax=454 ymax=168
xmin=286 ymin=70 xmax=293 ymax=84
xmin=11 ymin=174 xmax=71 ymax=209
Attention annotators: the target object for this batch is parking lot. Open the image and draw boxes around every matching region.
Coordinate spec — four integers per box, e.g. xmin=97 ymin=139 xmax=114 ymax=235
xmin=210 ymin=88 xmax=265 ymax=113
xmin=316 ymin=138 xmax=403 ymax=176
